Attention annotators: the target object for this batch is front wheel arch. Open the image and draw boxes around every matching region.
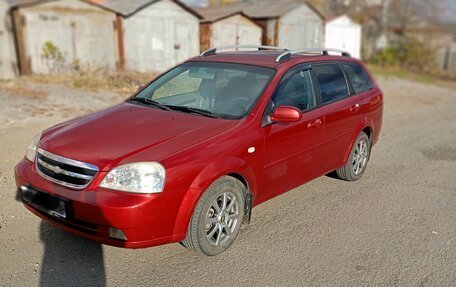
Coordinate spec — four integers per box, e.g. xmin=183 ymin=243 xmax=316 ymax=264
xmin=171 ymin=159 xmax=255 ymax=240
xmin=182 ymin=175 xmax=247 ymax=256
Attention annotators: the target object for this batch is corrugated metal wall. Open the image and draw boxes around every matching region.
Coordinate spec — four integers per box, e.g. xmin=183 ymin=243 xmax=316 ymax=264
xmin=200 ymin=23 xmax=212 ymax=52
xmin=443 ymin=43 xmax=456 ymax=72
xmin=14 ymin=0 xmax=118 ymax=75
xmin=450 ymin=48 xmax=456 ymax=71
xmin=265 ymin=18 xmax=277 ymax=46
xmin=278 ymin=4 xmax=323 ymax=49
xmin=210 ymin=14 xmax=261 ymax=48
xmin=122 ymin=0 xmax=199 ymax=73
xmin=0 ymin=1 xmax=17 ymax=79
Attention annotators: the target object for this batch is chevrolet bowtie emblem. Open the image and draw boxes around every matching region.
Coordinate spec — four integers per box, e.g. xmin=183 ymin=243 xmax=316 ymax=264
xmin=48 ymin=165 xmax=62 ymax=174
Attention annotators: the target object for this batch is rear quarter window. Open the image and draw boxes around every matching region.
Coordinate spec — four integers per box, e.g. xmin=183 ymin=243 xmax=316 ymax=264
xmin=313 ymin=64 xmax=348 ymax=104
xmin=340 ymin=63 xmax=373 ymax=94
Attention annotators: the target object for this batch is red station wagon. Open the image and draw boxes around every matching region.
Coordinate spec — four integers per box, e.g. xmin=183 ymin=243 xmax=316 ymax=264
xmin=15 ymin=46 xmax=383 ymax=256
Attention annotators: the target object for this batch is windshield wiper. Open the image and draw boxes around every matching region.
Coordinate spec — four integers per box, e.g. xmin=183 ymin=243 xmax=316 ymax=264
xmin=129 ymin=97 xmax=171 ymax=111
xmin=129 ymin=98 xmax=217 ymax=118
xmin=165 ymin=105 xmax=218 ymax=118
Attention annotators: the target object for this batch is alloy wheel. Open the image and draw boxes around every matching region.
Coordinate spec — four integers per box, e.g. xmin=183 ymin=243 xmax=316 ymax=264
xmin=352 ymin=139 xmax=368 ymax=175
xmin=205 ymin=191 xmax=240 ymax=246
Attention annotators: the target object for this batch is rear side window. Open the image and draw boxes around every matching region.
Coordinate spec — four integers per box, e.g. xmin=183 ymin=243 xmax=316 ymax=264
xmin=341 ymin=63 xmax=373 ymax=94
xmin=313 ymin=64 xmax=348 ymax=104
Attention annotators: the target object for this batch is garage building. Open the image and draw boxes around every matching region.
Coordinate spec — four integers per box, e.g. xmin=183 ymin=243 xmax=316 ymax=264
xmin=197 ymin=8 xmax=262 ymax=52
xmin=325 ymin=15 xmax=362 ymax=59
xmin=202 ymin=1 xmax=324 ymax=50
xmin=0 ymin=0 xmax=18 ymax=79
xmin=10 ymin=0 xmax=119 ymax=75
xmin=97 ymin=0 xmax=202 ymax=72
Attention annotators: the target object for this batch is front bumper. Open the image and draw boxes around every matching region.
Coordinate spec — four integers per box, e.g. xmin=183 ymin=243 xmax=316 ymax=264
xmin=15 ymin=159 xmax=186 ymax=248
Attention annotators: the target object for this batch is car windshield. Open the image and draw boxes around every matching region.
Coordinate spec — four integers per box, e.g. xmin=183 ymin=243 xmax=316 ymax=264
xmin=131 ymin=62 xmax=275 ymax=119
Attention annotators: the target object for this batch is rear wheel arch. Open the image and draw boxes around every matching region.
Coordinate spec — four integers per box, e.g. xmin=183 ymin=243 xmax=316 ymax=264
xmin=362 ymin=126 xmax=373 ymax=140
xmin=361 ymin=114 xmax=379 ymax=143
xmin=336 ymin=131 xmax=371 ymax=181
xmin=344 ymin=122 xmax=373 ymax=164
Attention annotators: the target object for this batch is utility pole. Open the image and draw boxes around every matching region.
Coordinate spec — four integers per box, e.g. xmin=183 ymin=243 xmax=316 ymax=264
xmin=381 ymin=0 xmax=388 ymax=35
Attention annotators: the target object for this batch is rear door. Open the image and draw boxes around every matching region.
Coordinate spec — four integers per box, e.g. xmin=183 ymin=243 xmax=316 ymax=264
xmin=339 ymin=62 xmax=378 ymax=114
xmin=262 ymin=65 xmax=325 ymax=197
xmin=340 ymin=62 xmax=382 ymax=142
xmin=312 ymin=63 xmax=361 ymax=172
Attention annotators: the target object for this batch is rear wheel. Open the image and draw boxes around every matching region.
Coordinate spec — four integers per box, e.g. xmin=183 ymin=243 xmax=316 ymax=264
xmin=182 ymin=176 xmax=245 ymax=256
xmin=336 ymin=132 xmax=371 ymax=181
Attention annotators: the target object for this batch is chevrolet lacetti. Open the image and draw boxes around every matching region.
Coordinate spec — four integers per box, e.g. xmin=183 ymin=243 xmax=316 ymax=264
xmin=15 ymin=46 xmax=383 ymax=256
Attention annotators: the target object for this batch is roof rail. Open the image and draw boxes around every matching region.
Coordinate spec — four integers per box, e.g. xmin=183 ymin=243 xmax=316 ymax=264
xmin=275 ymin=48 xmax=351 ymax=63
xmin=201 ymin=45 xmax=289 ymax=57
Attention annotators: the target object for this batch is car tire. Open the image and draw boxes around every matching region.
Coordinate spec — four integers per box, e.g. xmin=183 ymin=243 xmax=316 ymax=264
xmin=336 ymin=132 xmax=371 ymax=181
xmin=182 ymin=176 xmax=246 ymax=256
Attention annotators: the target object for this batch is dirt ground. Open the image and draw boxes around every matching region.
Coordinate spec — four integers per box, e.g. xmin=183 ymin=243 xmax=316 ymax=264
xmin=0 ymin=75 xmax=455 ymax=286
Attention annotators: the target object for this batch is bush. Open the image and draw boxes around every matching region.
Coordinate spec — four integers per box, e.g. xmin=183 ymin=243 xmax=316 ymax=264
xmin=401 ymin=37 xmax=437 ymax=70
xmin=369 ymin=36 xmax=437 ymax=71
xmin=370 ymin=47 xmax=403 ymax=67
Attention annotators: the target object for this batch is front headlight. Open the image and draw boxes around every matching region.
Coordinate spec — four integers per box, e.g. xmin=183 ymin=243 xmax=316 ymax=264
xmin=25 ymin=132 xmax=42 ymax=162
xmin=100 ymin=162 xmax=165 ymax=194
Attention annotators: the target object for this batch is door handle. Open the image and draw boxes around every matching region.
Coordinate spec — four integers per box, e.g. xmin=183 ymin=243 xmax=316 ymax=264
xmin=349 ymin=104 xmax=360 ymax=112
xmin=307 ymin=119 xmax=322 ymax=128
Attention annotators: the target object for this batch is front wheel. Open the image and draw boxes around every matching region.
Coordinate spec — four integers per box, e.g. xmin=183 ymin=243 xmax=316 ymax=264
xmin=336 ymin=132 xmax=371 ymax=181
xmin=182 ymin=176 xmax=245 ymax=256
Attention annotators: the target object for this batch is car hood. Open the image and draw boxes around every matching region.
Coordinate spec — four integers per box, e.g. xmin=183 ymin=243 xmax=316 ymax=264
xmin=40 ymin=103 xmax=239 ymax=171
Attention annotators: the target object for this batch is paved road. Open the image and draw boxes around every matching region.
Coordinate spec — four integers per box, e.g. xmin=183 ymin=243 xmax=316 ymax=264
xmin=0 ymin=77 xmax=455 ymax=286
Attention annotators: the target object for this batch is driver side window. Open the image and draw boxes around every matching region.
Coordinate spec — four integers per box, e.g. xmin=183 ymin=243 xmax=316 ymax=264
xmin=273 ymin=70 xmax=316 ymax=111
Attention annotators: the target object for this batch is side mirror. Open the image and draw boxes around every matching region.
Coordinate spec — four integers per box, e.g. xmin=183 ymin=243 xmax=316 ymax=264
xmin=270 ymin=106 xmax=302 ymax=123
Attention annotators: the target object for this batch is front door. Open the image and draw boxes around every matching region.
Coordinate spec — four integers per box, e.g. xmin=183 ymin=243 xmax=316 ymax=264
xmin=261 ymin=66 xmax=325 ymax=198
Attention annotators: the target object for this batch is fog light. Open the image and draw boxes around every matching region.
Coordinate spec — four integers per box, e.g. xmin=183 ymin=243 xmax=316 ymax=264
xmin=109 ymin=227 xmax=128 ymax=241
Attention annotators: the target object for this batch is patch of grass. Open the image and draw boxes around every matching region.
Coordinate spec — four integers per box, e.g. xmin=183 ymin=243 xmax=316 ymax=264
xmin=0 ymin=81 xmax=49 ymax=99
xmin=368 ymin=65 xmax=456 ymax=88
xmin=23 ymin=71 xmax=158 ymax=94
xmin=368 ymin=65 xmax=436 ymax=83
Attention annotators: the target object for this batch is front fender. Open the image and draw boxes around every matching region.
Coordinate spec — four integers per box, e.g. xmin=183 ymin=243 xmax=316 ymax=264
xmin=171 ymin=156 xmax=257 ymax=240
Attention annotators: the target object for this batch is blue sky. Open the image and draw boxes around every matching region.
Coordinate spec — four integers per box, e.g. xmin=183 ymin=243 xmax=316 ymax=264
xmin=182 ymin=0 xmax=209 ymax=7
xmin=446 ymin=0 xmax=456 ymax=23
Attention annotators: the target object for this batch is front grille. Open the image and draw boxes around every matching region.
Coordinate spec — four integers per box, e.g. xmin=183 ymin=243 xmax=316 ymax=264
xmin=36 ymin=148 xmax=99 ymax=189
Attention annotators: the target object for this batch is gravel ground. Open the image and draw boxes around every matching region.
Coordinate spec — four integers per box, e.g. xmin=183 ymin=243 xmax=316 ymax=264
xmin=0 ymin=76 xmax=455 ymax=286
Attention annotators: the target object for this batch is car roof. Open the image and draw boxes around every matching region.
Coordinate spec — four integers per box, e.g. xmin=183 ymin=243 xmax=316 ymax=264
xmin=187 ymin=50 xmax=356 ymax=69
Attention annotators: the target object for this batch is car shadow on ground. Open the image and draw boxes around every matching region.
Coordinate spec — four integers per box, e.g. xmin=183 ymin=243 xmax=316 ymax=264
xmin=39 ymin=221 xmax=106 ymax=287
xmin=325 ymin=171 xmax=339 ymax=179
xmin=15 ymin=188 xmax=106 ymax=287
